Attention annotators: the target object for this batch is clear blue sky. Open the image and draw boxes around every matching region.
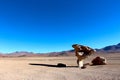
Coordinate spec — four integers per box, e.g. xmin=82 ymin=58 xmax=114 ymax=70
xmin=0 ymin=0 xmax=120 ymax=53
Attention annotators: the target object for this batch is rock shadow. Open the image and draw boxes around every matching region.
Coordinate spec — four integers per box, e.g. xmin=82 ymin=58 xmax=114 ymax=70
xmin=29 ymin=63 xmax=78 ymax=68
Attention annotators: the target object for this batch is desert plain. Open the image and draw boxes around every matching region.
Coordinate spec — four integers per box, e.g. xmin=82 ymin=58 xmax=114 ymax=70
xmin=0 ymin=53 xmax=120 ymax=80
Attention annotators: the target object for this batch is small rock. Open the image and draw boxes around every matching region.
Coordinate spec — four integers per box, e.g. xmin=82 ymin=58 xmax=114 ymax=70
xmin=57 ymin=63 xmax=66 ymax=67
xmin=91 ymin=56 xmax=107 ymax=65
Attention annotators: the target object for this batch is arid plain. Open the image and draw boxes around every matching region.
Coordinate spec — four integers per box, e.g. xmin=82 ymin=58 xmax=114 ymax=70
xmin=0 ymin=53 xmax=120 ymax=80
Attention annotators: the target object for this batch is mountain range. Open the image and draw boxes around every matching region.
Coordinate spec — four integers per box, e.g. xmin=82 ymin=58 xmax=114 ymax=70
xmin=96 ymin=43 xmax=120 ymax=53
xmin=0 ymin=43 xmax=120 ymax=57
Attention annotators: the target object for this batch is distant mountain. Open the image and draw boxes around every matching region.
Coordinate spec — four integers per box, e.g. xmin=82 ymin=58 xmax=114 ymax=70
xmin=47 ymin=50 xmax=74 ymax=57
xmin=0 ymin=43 xmax=120 ymax=57
xmin=49 ymin=43 xmax=120 ymax=56
xmin=0 ymin=50 xmax=74 ymax=57
xmin=5 ymin=51 xmax=35 ymax=57
xmin=96 ymin=43 xmax=120 ymax=53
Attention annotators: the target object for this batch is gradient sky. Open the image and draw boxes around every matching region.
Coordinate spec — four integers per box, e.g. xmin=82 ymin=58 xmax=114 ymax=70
xmin=0 ymin=0 xmax=120 ymax=53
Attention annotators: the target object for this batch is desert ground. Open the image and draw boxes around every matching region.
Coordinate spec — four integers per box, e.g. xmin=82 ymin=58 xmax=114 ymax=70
xmin=0 ymin=53 xmax=120 ymax=80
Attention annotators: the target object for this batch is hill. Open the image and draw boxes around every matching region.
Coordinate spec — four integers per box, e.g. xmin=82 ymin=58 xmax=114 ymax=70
xmin=96 ymin=43 xmax=120 ymax=53
xmin=0 ymin=43 xmax=120 ymax=57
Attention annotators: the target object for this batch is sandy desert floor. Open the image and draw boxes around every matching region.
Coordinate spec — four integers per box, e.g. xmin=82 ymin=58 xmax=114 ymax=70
xmin=0 ymin=53 xmax=120 ymax=80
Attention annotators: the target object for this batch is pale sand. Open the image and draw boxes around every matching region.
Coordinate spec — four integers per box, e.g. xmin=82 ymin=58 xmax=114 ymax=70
xmin=0 ymin=53 xmax=120 ymax=80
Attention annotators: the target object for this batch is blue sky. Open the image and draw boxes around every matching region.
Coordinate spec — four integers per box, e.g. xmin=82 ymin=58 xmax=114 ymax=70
xmin=0 ymin=0 xmax=120 ymax=53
